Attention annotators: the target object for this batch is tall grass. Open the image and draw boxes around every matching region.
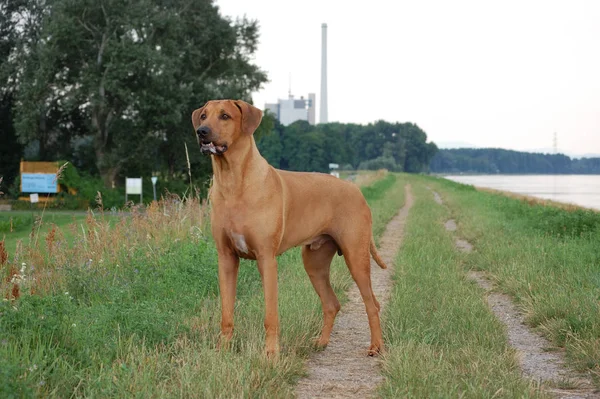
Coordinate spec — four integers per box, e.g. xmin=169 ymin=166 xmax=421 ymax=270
xmin=0 ymin=174 xmax=405 ymax=398
xmin=379 ymin=177 xmax=543 ymax=398
xmin=1 ymin=195 xmax=206 ymax=300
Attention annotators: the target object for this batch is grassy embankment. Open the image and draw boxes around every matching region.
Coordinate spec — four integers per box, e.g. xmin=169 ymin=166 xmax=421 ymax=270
xmin=380 ymin=174 xmax=599 ymax=397
xmin=0 ymin=173 xmax=404 ymax=398
xmin=432 ymin=177 xmax=600 ymax=382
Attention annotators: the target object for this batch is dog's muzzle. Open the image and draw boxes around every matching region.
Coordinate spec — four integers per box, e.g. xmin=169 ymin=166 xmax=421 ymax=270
xmin=197 ymin=127 xmax=228 ymax=155
xmin=200 ymin=141 xmax=228 ymax=155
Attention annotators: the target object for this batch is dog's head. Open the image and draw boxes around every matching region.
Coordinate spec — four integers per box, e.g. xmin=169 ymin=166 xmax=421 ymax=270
xmin=191 ymin=100 xmax=263 ymax=156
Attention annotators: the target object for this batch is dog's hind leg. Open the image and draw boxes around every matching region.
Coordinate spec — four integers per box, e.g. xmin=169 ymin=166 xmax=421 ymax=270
xmin=302 ymin=239 xmax=340 ymax=348
xmin=342 ymin=244 xmax=384 ymax=356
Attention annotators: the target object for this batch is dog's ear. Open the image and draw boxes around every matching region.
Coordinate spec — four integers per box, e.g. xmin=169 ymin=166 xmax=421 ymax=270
xmin=234 ymin=100 xmax=263 ymax=135
xmin=191 ymin=102 xmax=208 ymax=128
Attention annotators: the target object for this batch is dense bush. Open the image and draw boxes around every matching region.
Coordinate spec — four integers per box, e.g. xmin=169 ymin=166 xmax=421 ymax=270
xmin=358 ymin=156 xmax=398 ymax=171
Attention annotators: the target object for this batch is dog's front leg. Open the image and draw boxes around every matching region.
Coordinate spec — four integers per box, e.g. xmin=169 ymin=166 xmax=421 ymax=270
xmin=217 ymin=251 xmax=240 ymax=349
xmin=257 ymin=255 xmax=279 ymax=357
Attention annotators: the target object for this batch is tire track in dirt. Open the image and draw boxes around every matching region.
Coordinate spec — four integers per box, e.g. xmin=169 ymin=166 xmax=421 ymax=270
xmin=431 ymin=188 xmax=598 ymax=399
xmin=296 ymin=184 xmax=414 ymax=399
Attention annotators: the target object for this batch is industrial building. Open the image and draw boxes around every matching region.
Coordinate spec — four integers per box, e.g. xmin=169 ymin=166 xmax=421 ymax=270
xmin=265 ymin=93 xmax=316 ymax=126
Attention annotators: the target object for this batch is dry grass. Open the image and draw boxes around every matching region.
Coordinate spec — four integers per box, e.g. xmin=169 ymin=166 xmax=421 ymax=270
xmin=351 ymin=169 xmax=388 ymax=187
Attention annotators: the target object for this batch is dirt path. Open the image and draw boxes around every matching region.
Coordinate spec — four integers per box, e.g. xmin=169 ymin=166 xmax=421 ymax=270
xmin=431 ymin=189 xmax=598 ymax=399
xmin=296 ymin=185 xmax=414 ymax=399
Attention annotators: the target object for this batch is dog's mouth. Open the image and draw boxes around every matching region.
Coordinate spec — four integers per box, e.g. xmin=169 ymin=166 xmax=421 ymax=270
xmin=200 ymin=141 xmax=228 ymax=155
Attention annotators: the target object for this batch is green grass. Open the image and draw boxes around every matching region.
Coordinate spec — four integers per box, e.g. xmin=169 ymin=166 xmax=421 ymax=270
xmin=0 ymin=175 xmax=405 ymax=398
xmin=0 ymin=211 xmax=89 ymax=254
xmin=423 ymin=176 xmax=600 ymax=385
xmin=361 ymin=173 xmax=405 ymax=243
xmin=9 ymin=173 xmax=596 ymax=397
xmin=379 ymin=176 xmax=544 ymax=398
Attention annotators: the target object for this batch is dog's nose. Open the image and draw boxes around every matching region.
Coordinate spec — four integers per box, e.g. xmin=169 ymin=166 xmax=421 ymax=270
xmin=197 ymin=126 xmax=210 ymax=137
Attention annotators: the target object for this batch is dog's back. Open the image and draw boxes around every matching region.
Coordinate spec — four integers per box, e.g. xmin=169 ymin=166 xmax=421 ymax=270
xmin=274 ymin=169 xmax=372 ymax=254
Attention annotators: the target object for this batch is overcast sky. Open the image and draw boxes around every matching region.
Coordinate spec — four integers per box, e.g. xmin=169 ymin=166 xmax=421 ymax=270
xmin=216 ymin=0 xmax=600 ymax=156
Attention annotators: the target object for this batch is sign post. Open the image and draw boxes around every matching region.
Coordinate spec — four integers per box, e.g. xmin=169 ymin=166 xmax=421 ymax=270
xmin=29 ymin=193 xmax=39 ymax=225
xmin=125 ymin=178 xmax=143 ymax=205
xmin=151 ymin=176 xmax=158 ymax=201
xmin=329 ymin=163 xmax=340 ymax=178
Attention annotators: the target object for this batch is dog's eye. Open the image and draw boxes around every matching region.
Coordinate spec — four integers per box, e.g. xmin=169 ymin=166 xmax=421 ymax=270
xmin=221 ymin=114 xmax=229 ymax=120
xmin=200 ymin=114 xmax=206 ymax=120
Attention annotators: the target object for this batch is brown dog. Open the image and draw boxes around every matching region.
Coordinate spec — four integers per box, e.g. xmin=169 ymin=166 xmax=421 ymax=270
xmin=192 ymin=100 xmax=388 ymax=356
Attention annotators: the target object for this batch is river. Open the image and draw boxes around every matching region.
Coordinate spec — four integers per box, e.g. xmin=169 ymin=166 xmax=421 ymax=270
xmin=443 ymin=175 xmax=600 ymax=211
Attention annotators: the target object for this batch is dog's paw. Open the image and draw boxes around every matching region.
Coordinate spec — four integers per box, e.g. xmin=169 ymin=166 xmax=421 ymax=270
xmin=265 ymin=347 xmax=280 ymax=361
xmin=313 ymin=337 xmax=329 ymax=350
xmin=217 ymin=334 xmax=233 ymax=352
xmin=264 ymin=338 xmax=280 ymax=360
xmin=368 ymin=343 xmax=383 ymax=357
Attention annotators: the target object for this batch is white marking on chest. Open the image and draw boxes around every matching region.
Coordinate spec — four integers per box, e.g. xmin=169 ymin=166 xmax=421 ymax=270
xmin=231 ymin=233 xmax=249 ymax=254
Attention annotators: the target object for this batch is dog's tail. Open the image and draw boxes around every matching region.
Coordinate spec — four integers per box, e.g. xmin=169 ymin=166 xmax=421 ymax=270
xmin=370 ymin=236 xmax=387 ymax=269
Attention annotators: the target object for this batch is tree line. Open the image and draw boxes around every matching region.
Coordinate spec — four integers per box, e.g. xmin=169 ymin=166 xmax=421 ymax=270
xmin=0 ymin=0 xmax=438 ymax=205
xmin=430 ymin=148 xmax=600 ymax=174
xmin=257 ymin=119 xmax=438 ymax=174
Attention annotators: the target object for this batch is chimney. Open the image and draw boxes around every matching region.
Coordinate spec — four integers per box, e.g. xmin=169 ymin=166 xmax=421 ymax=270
xmin=320 ymin=23 xmax=328 ymax=124
xmin=308 ymin=93 xmax=316 ymax=125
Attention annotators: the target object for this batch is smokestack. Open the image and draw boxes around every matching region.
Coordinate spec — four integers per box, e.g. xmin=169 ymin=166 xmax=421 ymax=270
xmin=320 ymin=23 xmax=328 ymax=124
xmin=308 ymin=93 xmax=316 ymax=125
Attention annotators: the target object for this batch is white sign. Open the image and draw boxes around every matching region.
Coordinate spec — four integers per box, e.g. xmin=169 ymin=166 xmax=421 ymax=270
xmin=126 ymin=178 xmax=142 ymax=195
xmin=328 ymin=163 xmax=339 ymax=169
xmin=151 ymin=176 xmax=158 ymax=185
xmin=30 ymin=193 xmax=39 ymax=203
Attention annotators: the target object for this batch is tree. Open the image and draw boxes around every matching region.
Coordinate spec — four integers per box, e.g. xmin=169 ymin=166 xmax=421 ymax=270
xmin=0 ymin=0 xmax=31 ymax=187
xmin=256 ymin=114 xmax=281 ymax=168
xmin=12 ymin=0 xmax=267 ymax=187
